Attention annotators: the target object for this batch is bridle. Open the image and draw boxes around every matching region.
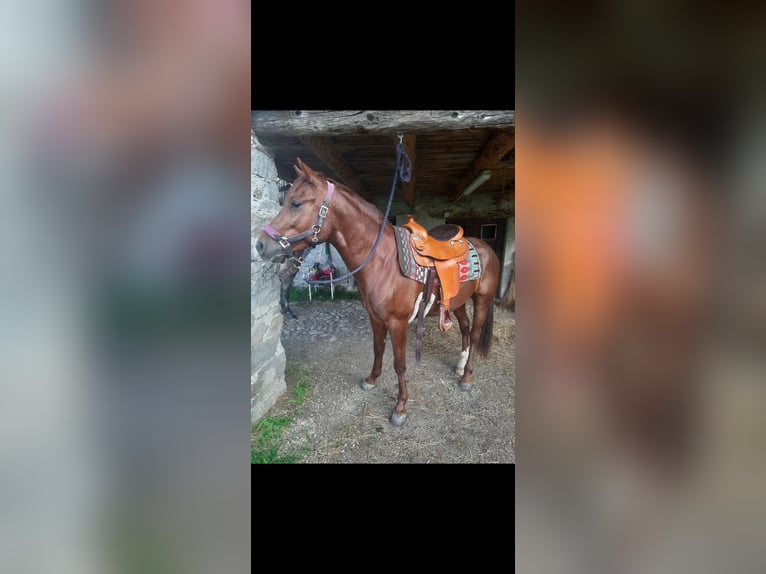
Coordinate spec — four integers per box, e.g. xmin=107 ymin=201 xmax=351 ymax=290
xmin=262 ymin=138 xmax=411 ymax=284
xmin=262 ymin=180 xmax=335 ymax=268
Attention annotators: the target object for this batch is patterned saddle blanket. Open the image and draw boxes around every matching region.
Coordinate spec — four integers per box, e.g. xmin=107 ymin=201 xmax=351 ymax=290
xmin=394 ymin=226 xmax=482 ymax=284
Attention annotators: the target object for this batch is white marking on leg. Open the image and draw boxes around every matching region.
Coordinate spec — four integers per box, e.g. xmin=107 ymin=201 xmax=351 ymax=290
xmin=424 ymin=293 xmax=435 ymax=316
xmin=408 ymin=293 xmax=422 ymax=324
xmin=455 ymin=346 xmax=470 ymax=376
xmin=408 ymin=292 xmax=436 ymax=325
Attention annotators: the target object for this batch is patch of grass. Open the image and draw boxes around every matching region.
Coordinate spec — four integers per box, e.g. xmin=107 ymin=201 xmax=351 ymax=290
xmin=288 ymin=287 xmax=359 ymax=303
xmin=255 ymin=416 xmax=292 ymax=442
xmin=289 ymin=381 xmax=311 ymax=410
xmin=252 ymin=446 xmax=305 ymax=465
xmin=285 ymin=365 xmax=312 ymax=409
xmin=251 ymin=367 xmax=314 ymax=464
xmin=251 ymin=416 xmax=293 ymax=464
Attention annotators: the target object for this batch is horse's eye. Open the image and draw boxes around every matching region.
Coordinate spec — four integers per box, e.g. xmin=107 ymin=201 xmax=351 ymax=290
xmin=290 ymin=201 xmax=302 ymax=209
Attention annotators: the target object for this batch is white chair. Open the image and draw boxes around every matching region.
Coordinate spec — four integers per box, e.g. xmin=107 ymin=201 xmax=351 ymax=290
xmin=305 ymin=268 xmax=334 ymax=301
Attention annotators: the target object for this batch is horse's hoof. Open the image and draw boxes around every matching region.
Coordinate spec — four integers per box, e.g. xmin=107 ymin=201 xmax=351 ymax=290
xmin=390 ymin=412 xmax=407 ymax=427
xmin=455 ymin=367 xmax=464 ymax=377
xmin=360 ymin=380 xmax=376 ymax=391
xmin=459 ymin=382 xmax=473 ymax=392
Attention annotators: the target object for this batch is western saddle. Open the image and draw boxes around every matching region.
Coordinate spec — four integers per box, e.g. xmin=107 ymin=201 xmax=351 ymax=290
xmin=402 ymin=215 xmax=469 ymax=331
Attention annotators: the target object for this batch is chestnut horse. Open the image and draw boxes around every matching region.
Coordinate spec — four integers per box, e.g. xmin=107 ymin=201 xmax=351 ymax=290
xmin=256 ymin=158 xmax=500 ymax=426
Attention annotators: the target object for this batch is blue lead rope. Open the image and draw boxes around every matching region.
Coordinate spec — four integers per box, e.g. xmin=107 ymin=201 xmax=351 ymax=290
xmin=306 ymin=142 xmax=411 ymax=285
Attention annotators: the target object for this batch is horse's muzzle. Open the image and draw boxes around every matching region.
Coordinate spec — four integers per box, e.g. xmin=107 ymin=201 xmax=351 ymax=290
xmin=255 ymin=232 xmax=287 ymax=263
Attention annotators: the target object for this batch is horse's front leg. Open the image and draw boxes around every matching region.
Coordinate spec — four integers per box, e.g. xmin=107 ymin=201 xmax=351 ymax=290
xmin=388 ymin=319 xmax=409 ymax=426
xmin=360 ymin=316 xmax=387 ymax=390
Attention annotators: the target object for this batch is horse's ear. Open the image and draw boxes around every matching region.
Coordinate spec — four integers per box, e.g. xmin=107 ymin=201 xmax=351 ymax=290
xmin=293 ymin=157 xmax=306 ymax=178
xmin=295 ymin=157 xmax=320 ymax=181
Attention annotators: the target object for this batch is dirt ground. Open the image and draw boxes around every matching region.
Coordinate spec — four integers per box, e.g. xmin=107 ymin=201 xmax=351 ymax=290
xmin=265 ymin=297 xmax=515 ymax=464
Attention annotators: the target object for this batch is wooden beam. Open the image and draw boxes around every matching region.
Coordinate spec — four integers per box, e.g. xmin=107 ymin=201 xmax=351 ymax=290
xmin=397 ymin=133 xmax=417 ymax=207
xmin=450 ymin=131 xmax=516 ymax=201
xmin=299 ymin=136 xmax=370 ymax=199
xmin=252 ymin=110 xmax=515 ymax=137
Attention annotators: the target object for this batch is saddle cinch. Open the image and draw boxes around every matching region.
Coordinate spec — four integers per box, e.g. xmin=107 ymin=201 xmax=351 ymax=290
xmin=402 ymin=215 xmax=469 ymax=331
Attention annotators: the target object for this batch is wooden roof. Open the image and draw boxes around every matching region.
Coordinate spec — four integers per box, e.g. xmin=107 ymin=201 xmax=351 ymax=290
xmin=251 ymin=111 xmax=515 ymax=210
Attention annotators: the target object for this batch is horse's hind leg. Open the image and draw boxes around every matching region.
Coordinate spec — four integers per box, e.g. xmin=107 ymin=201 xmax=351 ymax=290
xmin=360 ymin=316 xmax=387 ymax=391
xmin=453 ymin=305 xmax=471 ymax=376
xmin=459 ymin=295 xmax=493 ymax=391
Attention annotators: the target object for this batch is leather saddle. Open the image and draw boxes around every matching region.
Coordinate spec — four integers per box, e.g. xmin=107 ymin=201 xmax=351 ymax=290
xmin=402 ymin=215 xmax=469 ymax=331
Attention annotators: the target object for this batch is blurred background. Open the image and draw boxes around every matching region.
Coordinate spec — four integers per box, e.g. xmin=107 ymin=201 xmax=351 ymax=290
xmin=0 ymin=1 xmax=250 ymax=572
xmin=7 ymin=0 xmax=766 ymax=571
xmin=517 ymin=1 xmax=766 ymax=573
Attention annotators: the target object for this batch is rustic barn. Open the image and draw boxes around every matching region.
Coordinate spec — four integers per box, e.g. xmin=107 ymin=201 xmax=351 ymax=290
xmin=251 ymin=110 xmax=515 ymax=422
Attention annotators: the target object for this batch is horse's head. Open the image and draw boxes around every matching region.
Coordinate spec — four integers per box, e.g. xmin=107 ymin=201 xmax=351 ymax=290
xmin=256 ymin=158 xmax=336 ymax=263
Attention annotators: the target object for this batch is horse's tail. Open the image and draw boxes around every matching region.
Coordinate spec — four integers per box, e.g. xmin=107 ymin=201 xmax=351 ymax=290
xmin=477 ymin=302 xmax=494 ymax=358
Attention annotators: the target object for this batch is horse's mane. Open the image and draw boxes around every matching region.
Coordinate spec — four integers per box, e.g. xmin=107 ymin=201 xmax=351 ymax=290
xmin=296 ymin=171 xmax=386 ymax=224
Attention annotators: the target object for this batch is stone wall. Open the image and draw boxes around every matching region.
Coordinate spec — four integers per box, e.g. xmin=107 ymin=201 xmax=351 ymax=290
xmin=251 ymin=133 xmax=286 ymax=423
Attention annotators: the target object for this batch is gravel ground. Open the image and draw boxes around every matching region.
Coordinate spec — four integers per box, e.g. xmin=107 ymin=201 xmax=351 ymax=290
xmin=263 ymin=298 xmax=515 ymax=464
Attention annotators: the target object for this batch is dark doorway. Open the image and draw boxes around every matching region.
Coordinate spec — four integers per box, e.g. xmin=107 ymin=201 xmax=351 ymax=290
xmin=447 ymin=216 xmax=507 ymax=297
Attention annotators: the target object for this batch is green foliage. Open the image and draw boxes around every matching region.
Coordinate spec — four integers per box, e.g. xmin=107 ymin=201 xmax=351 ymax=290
xmin=286 ymin=287 xmax=359 ymax=303
xmin=289 ymin=382 xmax=311 ymax=409
xmin=251 ymin=366 xmax=314 ymax=464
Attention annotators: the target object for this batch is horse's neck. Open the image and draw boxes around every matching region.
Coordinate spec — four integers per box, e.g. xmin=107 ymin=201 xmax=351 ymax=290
xmin=328 ymin=191 xmax=390 ymax=285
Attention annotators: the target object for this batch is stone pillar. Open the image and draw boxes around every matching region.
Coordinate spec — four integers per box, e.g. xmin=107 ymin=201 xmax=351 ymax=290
xmin=251 ymin=132 xmax=286 ymax=423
